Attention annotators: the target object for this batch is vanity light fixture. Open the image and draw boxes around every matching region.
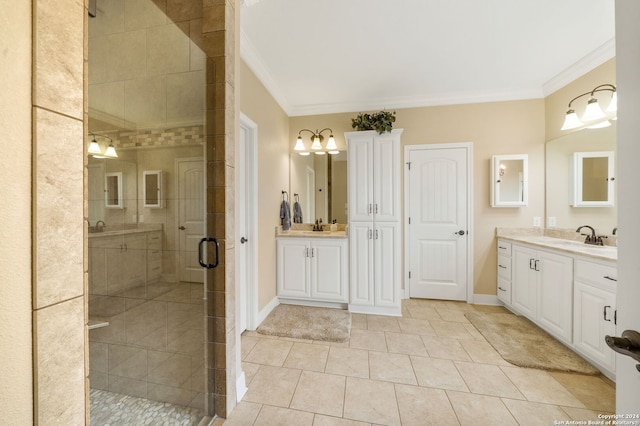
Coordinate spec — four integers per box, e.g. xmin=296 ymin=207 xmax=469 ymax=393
xmin=499 ymin=163 xmax=506 ymax=176
xmin=295 ymin=128 xmax=339 ymax=155
xmin=560 ymin=84 xmax=617 ymax=131
xmin=88 ymin=133 xmax=118 ymax=159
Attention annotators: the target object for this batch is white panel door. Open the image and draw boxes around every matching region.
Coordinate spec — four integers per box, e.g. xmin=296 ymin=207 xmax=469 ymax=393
xmin=374 ymin=222 xmax=400 ymax=307
xmin=536 ymin=251 xmax=573 ymax=343
xmin=347 ymin=136 xmax=374 ymax=222
xmin=178 ymin=158 xmax=205 ymax=283
xmin=407 ymin=147 xmax=468 ymax=300
xmin=512 ymin=245 xmax=537 ymax=319
xmin=311 ymin=239 xmax=347 ymax=302
xmin=373 ymin=134 xmax=400 ymax=222
xmin=276 ymin=239 xmax=309 ymax=298
xmin=349 ymin=222 xmax=373 ymax=306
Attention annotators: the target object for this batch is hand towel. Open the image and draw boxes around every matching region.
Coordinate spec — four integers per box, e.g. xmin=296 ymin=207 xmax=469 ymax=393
xmin=293 ymin=201 xmax=303 ymax=223
xmin=280 ymin=200 xmax=291 ymax=230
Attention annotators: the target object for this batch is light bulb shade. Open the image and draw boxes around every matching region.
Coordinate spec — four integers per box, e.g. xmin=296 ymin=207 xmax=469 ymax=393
xmin=581 ymin=98 xmax=606 ymax=122
xmin=294 ymin=136 xmax=306 ymax=151
xmin=299 ymin=151 xmax=310 ymax=156
xmin=606 ymin=91 xmax=617 ymax=114
xmin=560 ymin=110 xmax=583 ymax=130
xmin=314 ymin=151 xmax=326 ymax=155
xmin=310 ymin=135 xmax=322 ymax=150
xmin=328 ymin=150 xmax=340 ymax=155
xmin=88 ymin=139 xmax=102 ymax=154
xmin=325 ymin=135 xmax=337 ymax=150
xmin=104 ymin=143 xmax=118 ymax=158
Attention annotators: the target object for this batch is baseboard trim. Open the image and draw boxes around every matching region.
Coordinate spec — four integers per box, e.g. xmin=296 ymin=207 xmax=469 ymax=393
xmin=472 ymin=294 xmax=503 ymax=306
xmin=236 ymin=372 xmax=247 ymax=402
xmin=256 ymin=296 xmax=279 ymax=327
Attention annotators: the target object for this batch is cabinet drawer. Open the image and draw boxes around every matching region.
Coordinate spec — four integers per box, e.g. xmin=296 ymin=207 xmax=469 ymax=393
xmin=497 ymin=240 xmax=512 ymax=256
xmin=497 ymin=255 xmax=511 ymax=279
xmin=575 ymin=259 xmax=617 ymax=288
xmin=497 ymin=277 xmax=511 ymax=304
xmin=147 ymin=232 xmax=162 ymax=250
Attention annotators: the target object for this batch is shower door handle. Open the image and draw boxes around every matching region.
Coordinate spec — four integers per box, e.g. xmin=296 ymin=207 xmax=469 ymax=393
xmin=198 ymin=237 xmax=220 ymax=269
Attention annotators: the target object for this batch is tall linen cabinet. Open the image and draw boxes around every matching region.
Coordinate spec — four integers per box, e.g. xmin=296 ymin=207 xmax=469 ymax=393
xmin=346 ymin=129 xmax=403 ymax=316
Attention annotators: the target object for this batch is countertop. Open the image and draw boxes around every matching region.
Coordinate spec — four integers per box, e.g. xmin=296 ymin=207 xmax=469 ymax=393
xmin=88 ymin=224 xmax=162 ymax=238
xmin=275 ymin=225 xmax=348 ymax=239
xmin=496 ymin=228 xmax=617 ymax=262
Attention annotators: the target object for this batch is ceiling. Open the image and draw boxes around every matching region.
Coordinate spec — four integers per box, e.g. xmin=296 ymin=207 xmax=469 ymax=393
xmin=240 ymin=0 xmax=615 ymax=117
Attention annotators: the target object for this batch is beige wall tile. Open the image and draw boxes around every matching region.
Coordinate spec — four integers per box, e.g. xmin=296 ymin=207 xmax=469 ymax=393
xmin=167 ymin=0 xmax=202 ymax=22
xmin=167 ymin=70 xmax=206 ymax=125
xmin=88 ymin=81 xmax=125 ymax=123
xmin=190 ymin=19 xmax=205 ymax=71
xmin=125 ymin=76 xmax=167 ymax=127
xmin=106 ymin=30 xmax=147 ymax=82
xmin=88 ymin=0 xmax=124 ymax=38
xmin=34 ymin=297 xmax=85 ymax=424
xmin=124 ymin=0 xmax=168 ymax=31
xmin=108 ymin=375 xmax=148 ymax=398
xmin=108 ymin=344 xmax=148 ymax=380
xmin=89 ymin=341 xmax=108 ymax=373
xmin=147 ymin=23 xmax=191 ymax=76
xmin=34 ymin=0 xmax=84 ymax=119
xmin=148 ymin=351 xmax=193 ymax=388
xmin=34 ymin=109 xmax=84 ymax=308
xmin=88 ymin=36 xmax=108 ymax=84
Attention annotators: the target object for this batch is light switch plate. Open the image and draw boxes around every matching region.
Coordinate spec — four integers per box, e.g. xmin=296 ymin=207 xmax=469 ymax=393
xmin=533 ymin=216 xmax=541 ymax=227
xmin=548 ymin=216 xmax=556 ymax=227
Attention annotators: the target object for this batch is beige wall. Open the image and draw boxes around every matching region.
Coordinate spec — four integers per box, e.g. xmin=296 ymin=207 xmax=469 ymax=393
xmin=239 ymin=61 xmax=290 ymax=311
xmin=291 ymin=101 xmax=545 ymax=296
xmin=0 ymin=0 xmax=34 ymax=422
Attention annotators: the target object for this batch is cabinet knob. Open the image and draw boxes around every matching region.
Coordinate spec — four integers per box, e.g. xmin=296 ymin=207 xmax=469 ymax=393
xmin=179 ymin=226 xmax=186 ymax=230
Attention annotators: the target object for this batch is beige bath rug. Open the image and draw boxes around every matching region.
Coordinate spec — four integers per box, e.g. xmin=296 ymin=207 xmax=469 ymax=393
xmin=257 ymin=304 xmax=351 ymax=343
xmin=465 ymin=311 xmax=600 ymax=375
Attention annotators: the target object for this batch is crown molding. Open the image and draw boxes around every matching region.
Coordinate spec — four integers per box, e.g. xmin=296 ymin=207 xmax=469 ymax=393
xmin=542 ymin=38 xmax=616 ymax=97
xmin=240 ymin=30 xmax=292 ymax=115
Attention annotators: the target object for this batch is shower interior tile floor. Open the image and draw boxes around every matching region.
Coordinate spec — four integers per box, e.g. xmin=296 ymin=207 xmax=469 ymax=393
xmin=222 ymin=298 xmax=616 ymax=426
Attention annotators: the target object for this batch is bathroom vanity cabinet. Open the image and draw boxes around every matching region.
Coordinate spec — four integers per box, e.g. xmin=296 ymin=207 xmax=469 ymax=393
xmin=89 ymin=229 xmax=163 ymax=295
xmin=346 ymin=129 xmax=403 ymax=316
xmin=498 ymin=236 xmax=617 ymax=379
xmin=276 ymin=237 xmax=349 ymax=304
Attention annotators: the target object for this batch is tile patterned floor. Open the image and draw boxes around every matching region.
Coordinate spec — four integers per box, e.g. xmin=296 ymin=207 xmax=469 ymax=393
xmin=224 ymin=299 xmax=615 ymax=426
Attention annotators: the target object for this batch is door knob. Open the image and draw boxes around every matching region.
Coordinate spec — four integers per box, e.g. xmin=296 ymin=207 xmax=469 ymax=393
xmin=240 ymin=237 xmax=248 ymax=244
xmin=454 ymin=230 xmax=467 ymax=235
xmin=179 ymin=226 xmax=186 ymax=230
xmin=606 ymin=330 xmax=640 ymax=373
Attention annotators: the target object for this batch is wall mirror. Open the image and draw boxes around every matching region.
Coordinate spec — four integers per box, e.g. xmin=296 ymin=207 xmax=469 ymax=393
xmin=105 ymin=172 xmax=123 ymax=209
xmin=571 ymin=151 xmax=615 ymax=207
xmin=546 ymin=123 xmax=616 ymax=232
xmin=143 ymin=170 xmax=163 ymax=208
xmin=490 ymin=154 xmax=528 ymax=207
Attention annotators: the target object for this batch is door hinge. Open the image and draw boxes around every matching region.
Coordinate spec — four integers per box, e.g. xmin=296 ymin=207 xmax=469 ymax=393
xmin=406 ymin=161 xmax=411 ymax=170
xmin=408 ymin=271 xmax=411 ymax=279
xmin=408 ymin=217 xmax=411 ymax=225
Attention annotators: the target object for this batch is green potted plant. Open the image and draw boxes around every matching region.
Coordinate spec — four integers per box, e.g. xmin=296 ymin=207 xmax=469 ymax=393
xmin=351 ymin=110 xmax=396 ymax=134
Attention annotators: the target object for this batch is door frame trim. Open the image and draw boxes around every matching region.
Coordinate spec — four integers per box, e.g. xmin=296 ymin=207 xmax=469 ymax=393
xmin=403 ymin=142 xmax=474 ymax=303
xmin=239 ymin=113 xmax=259 ymax=330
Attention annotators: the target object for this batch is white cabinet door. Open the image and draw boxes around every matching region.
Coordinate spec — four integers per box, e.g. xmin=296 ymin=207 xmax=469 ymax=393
xmin=537 ymin=250 xmax=573 ymax=343
xmin=347 ymin=136 xmax=374 ymax=222
xmin=311 ymin=239 xmax=348 ymax=302
xmin=277 ymin=239 xmax=309 ymax=298
xmin=512 ymin=245 xmax=538 ymax=319
xmin=349 ymin=223 xmax=373 ymax=306
xmin=374 ymin=222 xmax=400 ymax=307
xmin=124 ymin=234 xmax=147 ymax=287
xmin=574 ymin=281 xmax=616 ymax=372
xmin=373 ymin=134 xmax=400 ymax=222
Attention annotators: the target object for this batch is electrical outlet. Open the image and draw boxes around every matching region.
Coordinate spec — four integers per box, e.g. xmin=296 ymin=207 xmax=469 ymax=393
xmin=533 ymin=216 xmax=541 ymax=227
xmin=548 ymin=216 xmax=557 ymax=227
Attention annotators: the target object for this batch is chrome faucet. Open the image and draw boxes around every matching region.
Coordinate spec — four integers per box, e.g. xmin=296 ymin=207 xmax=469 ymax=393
xmin=576 ymin=225 xmax=604 ymax=246
xmin=95 ymin=220 xmax=106 ymax=232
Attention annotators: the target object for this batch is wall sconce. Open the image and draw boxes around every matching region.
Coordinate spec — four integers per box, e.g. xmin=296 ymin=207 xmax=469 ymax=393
xmin=294 ymin=128 xmax=339 ymax=155
xmin=560 ymin=84 xmax=617 ymax=131
xmin=499 ymin=163 xmax=506 ymax=176
xmin=89 ymin=133 xmax=118 ymax=158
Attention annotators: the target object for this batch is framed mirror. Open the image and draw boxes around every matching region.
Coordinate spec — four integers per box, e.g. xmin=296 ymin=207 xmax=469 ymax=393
xmin=571 ymin=151 xmax=615 ymax=207
xmin=105 ymin=172 xmax=123 ymax=209
xmin=491 ymin=154 xmax=528 ymax=207
xmin=143 ymin=170 xmax=163 ymax=208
